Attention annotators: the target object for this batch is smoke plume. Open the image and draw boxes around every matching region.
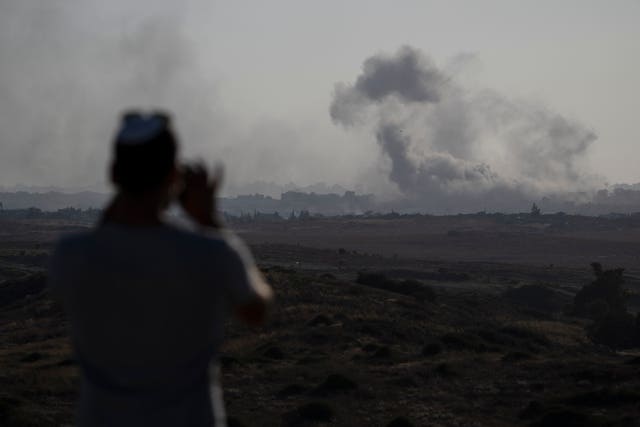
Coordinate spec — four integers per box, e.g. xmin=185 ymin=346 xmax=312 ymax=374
xmin=0 ymin=1 xmax=232 ymax=191
xmin=331 ymin=46 xmax=599 ymax=212
xmin=0 ymin=1 xmax=356 ymax=194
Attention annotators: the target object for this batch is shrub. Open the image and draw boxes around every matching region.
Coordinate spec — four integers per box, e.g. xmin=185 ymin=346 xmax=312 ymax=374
xmin=262 ymin=346 xmax=285 ymax=360
xmin=0 ymin=273 xmax=47 ymax=307
xmin=529 ymin=409 xmax=599 ymax=427
xmin=440 ymin=332 xmax=489 ymax=352
xmin=503 ymin=284 xmax=565 ymax=313
xmin=296 ymin=401 xmax=334 ymax=421
xmin=277 ymin=384 xmax=307 ymax=398
xmin=589 ymin=311 xmax=637 ymax=349
xmin=387 ymin=417 xmax=415 ymax=427
xmin=313 ymin=374 xmax=357 ymax=395
xmin=500 ymin=326 xmax=551 ymax=348
xmin=356 ymin=272 xmax=396 ymax=288
xmin=585 ymin=299 xmax=609 ymax=320
xmin=306 ymin=314 xmax=332 ymax=327
xmin=572 ymin=263 xmax=640 ymax=349
xmin=435 ymin=363 xmax=458 ymax=377
xmin=356 ymin=272 xmax=436 ymax=302
xmin=372 ymin=346 xmax=392 ymax=359
xmin=563 ymin=387 xmax=640 ymax=408
xmin=422 ymin=341 xmax=443 ymax=357
xmin=573 ymin=263 xmax=627 ymax=318
xmin=398 ymin=280 xmax=436 ymax=302
xmin=501 ymin=351 xmax=532 ymax=363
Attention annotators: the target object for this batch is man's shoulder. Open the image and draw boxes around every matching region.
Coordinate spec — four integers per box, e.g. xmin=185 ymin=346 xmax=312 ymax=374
xmin=54 ymin=223 xmax=235 ymax=258
xmin=162 ymin=224 xmax=230 ymax=250
xmin=50 ymin=231 xmax=96 ymax=274
xmin=53 ymin=230 xmax=95 ymax=253
xmin=142 ymin=225 xmax=242 ymax=266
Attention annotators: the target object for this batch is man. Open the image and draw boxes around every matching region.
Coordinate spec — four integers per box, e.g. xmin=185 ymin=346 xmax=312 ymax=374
xmin=48 ymin=111 xmax=273 ymax=426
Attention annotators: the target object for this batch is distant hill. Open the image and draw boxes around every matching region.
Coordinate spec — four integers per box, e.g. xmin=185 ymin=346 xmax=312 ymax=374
xmin=0 ymin=191 xmax=108 ymax=210
xmin=5 ymin=186 xmax=640 ymax=216
xmin=0 ymin=190 xmax=374 ymax=216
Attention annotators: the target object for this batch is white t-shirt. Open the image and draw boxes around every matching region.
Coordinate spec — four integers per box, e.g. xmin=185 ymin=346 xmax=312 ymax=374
xmin=48 ymin=223 xmax=262 ymax=427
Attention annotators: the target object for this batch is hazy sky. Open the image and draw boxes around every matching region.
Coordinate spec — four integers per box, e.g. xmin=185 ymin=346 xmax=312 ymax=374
xmin=1 ymin=0 xmax=639 ymax=194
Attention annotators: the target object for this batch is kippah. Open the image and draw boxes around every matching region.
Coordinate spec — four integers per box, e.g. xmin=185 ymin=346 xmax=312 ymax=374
xmin=116 ymin=112 xmax=170 ymax=146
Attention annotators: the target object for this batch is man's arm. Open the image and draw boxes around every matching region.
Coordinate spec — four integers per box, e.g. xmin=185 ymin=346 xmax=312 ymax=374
xmin=234 ymin=266 xmax=273 ymax=327
xmin=178 ymin=162 xmax=274 ymax=326
xmin=221 ymin=230 xmax=274 ymax=327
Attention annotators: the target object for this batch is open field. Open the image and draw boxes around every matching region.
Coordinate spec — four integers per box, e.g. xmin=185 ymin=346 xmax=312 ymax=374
xmin=2 ymin=215 xmax=640 ymax=426
xmin=235 ymin=215 xmax=640 ymax=273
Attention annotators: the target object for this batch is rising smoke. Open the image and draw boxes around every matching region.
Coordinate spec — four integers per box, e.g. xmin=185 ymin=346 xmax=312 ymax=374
xmin=331 ymin=46 xmax=600 ymax=212
xmin=0 ymin=2 xmax=220 ymax=190
xmin=0 ymin=1 xmax=311 ymax=193
xmin=0 ymin=2 xmax=359 ymax=195
xmin=0 ymin=4 xmax=604 ymax=211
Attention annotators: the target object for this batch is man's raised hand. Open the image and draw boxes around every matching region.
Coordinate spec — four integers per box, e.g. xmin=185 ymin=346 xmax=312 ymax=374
xmin=179 ymin=162 xmax=224 ymax=228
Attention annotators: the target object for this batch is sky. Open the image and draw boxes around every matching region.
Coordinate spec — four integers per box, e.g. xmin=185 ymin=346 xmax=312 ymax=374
xmin=0 ymin=0 xmax=639 ymax=197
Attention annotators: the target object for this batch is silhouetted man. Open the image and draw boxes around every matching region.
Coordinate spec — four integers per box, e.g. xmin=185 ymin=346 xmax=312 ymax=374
xmin=49 ymin=111 xmax=273 ymax=427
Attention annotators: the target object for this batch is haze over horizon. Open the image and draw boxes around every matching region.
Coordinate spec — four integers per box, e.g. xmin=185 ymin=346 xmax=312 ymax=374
xmin=1 ymin=1 xmax=639 ymax=205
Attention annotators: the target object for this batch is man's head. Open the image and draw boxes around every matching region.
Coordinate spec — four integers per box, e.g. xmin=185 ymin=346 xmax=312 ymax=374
xmin=111 ymin=111 xmax=178 ymax=196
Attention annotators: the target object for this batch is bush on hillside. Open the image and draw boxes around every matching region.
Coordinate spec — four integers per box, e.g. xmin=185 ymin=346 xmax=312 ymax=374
xmin=573 ymin=263 xmax=627 ymax=318
xmin=572 ymin=263 xmax=640 ymax=349
xmin=356 ymin=272 xmax=436 ymax=302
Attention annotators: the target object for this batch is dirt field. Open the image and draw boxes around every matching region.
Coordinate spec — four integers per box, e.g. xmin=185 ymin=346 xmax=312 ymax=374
xmin=235 ymin=216 xmax=640 ymax=273
xmin=1 ymin=215 xmax=640 ymax=426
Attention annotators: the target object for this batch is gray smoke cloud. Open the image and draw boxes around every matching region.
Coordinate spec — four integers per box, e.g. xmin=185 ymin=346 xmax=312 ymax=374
xmin=0 ymin=1 xmax=354 ymax=195
xmin=0 ymin=1 xmax=247 ymax=191
xmin=0 ymin=4 xmax=603 ymax=210
xmin=375 ymin=122 xmax=497 ymax=192
xmin=354 ymin=48 xmax=444 ymax=103
xmin=1 ymin=2 xmax=197 ymax=189
xmin=331 ymin=46 xmax=599 ymax=212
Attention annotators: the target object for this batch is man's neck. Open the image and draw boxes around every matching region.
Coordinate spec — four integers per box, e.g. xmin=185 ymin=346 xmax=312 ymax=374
xmin=102 ymin=192 xmax=165 ymax=226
